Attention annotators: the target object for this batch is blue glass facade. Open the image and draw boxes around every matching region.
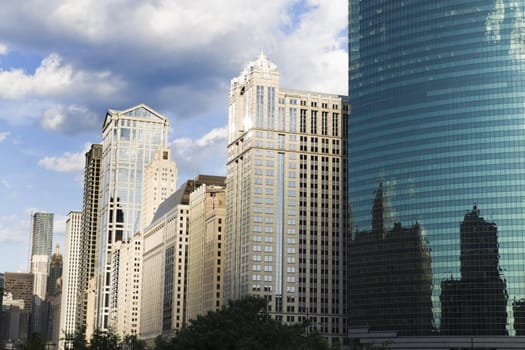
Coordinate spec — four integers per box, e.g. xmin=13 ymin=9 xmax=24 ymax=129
xmin=349 ymin=0 xmax=525 ymax=335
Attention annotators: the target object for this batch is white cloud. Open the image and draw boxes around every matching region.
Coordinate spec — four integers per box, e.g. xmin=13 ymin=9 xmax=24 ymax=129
xmin=2 ymin=178 xmax=11 ymax=189
xmin=171 ymin=127 xmax=228 ymax=180
xmin=0 ymin=214 xmax=29 ymax=244
xmin=53 ymin=214 xmax=67 ymax=237
xmin=0 ymin=53 xmax=125 ymax=100
xmin=0 ymin=131 xmax=10 ymax=142
xmin=0 ymin=42 xmax=8 ymax=55
xmin=40 ymin=104 xmax=99 ymax=134
xmin=38 ymin=143 xmax=91 ymax=173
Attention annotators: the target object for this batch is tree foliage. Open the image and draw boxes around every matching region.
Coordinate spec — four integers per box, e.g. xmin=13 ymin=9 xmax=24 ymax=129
xmin=160 ymin=296 xmax=334 ymax=350
xmin=88 ymin=328 xmax=120 ymax=350
xmin=21 ymin=333 xmax=44 ymax=350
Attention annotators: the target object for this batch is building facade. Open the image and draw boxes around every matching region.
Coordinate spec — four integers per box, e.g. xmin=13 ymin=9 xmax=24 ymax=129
xmin=140 ymin=176 xmax=225 ymax=341
xmin=47 ymin=244 xmax=63 ymax=345
xmin=77 ymin=144 xmax=102 ymax=332
xmin=186 ymin=182 xmax=226 ymax=322
xmin=31 ymin=212 xmax=54 ymax=258
xmin=225 ymin=54 xmax=349 ymax=344
xmin=141 ymin=148 xmax=178 ymax=231
xmin=59 ymin=211 xmax=82 ymax=349
xmin=96 ymin=104 xmax=169 ymax=330
xmin=1 ymin=272 xmax=33 ymax=343
xmin=349 ymin=0 xmax=525 ymax=341
xmin=109 ymin=233 xmax=142 ymax=337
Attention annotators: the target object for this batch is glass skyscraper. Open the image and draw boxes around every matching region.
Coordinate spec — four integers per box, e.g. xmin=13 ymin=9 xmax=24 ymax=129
xmin=95 ymin=104 xmax=169 ymax=330
xmin=349 ymin=0 xmax=525 ymax=337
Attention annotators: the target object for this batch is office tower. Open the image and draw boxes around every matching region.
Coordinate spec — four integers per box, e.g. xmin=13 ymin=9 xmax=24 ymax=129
xmin=140 ymin=175 xmax=225 ymax=341
xmin=225 ymin=54 xmax=348 ymax=345
xmin=30 ymin=212 xmax=54 ymax=335
xmin=2 ymin=272 xmax=33 ymax=342
xmin=141 ymin=148 xmax=178 ymax=230
xmin=77 ymin=144 xmax=102 ymax=332
xmin=186 ymin=181 xmax=226 ymax=322
xmin=109 ymin=233 xmax=142 ymax=337
xmin=349 ymin=0 xmax=525 ymax=342
xmin=59 ymin=211 xmax=82 ymax=349
xmin=47 ymin=244 xmax=63 ymax=344
xmin=31 ymin=212 xmax=54 ymax=258
xmin=96 ymin=104 xmax=169 ymax=330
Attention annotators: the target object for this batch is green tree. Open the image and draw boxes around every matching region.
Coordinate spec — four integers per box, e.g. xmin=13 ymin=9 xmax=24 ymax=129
xmin=162 ymin=296 xmax=333 ymax=350
xmin=121 ymin=335 xmax=147 ymax=350
xmin=21 ymin=333 xmax=44 ymax=350
xmin=88 ymin=328 xmax=120 ymax=350
xmin=62 ymin=325 xmax=88 ymax=350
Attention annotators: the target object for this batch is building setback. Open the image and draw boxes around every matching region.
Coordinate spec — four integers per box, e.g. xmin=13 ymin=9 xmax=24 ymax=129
xmin=224 ymin=54 xmax=348 ymax=346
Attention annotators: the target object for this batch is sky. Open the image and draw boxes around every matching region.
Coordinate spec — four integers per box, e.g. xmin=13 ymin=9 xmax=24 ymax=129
xmin=0 ymin=0 xmax=348 ymax=273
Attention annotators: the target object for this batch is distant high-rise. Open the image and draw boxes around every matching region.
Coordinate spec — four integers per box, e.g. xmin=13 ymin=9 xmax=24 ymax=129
xmin=77 ymin=144 xmax=102 ymax=331
xmin=47 ymin=244 xmax=63 ymax=345
xmin=225 ymin=54 xmax=348 ymax=345
xmin=60 ymin=211 xmax=82 ymax=349
xmin=2 ymin=272 xmax=33 ymax=342
xmin=96 ymin=104 xmax=169 ymax=330
xmin=349 ymin=0 xmax=525 ymax=341
xmin=31 ymin=212 xmax=54 ymax=258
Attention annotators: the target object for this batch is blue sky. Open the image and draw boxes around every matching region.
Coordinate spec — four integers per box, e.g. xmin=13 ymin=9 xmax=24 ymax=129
xmin=0 ymin=0 xmax=347 ymax=273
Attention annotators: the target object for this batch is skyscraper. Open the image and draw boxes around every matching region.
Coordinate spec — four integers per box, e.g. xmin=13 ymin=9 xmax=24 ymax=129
xmin=30 ymin=212 xmax=53 ymax=336
xmin=47 ymin=244 xmax=63 ymax=345
xmin=77 ymin=144 xmax=102 ymax=332
xmin=60 ymin=211 xmax=82 ymax=349
xmin=349 ymin=0 xmax=525 ymax=342
xmin=225 ymin=54 xmax=348 ymax=345
xmin=96 ymin=104 xmax=169 ymax=330
xmin=31 ymin=212 xmax=54 ymax=258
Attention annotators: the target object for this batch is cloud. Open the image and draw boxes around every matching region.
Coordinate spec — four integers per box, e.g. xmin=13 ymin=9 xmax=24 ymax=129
xmin=0 ymin=214 xmax=29 ymax=244
xmin=40 ymin=104 xmax=99 ymax=134
xmin=38 ymin=143 xmax=91 ymax=173
xmin=0 ymin=53 xmax=125 ymax=100
xmin=171 ymin=127 xmax=228 ymax=181
xmin=0 ymin=42 xmax=7 ymax=55
xmin=0 ymin=131 xmax=10 ymax=142
xmin=2 ymin=178 xmax=11 ymax=189
xmin=54 ymin=214 xmax=67 ymax=237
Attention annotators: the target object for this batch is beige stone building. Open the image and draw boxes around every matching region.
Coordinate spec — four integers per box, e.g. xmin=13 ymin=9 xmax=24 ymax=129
xmin=224 ymin=54 xmax=349 ymax=345
xmin=139 ymin=175 xmax=226 ymax=341
xmin=109 ymin=233 xmax=143 ymax=337
xmin=186 ymin=182 xmax=226 ymax=323
xmin=141 ymin=148 xmax=178 ymax=231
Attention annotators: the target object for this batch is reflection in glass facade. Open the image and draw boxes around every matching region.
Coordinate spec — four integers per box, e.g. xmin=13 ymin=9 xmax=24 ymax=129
xmin=349 ymin=1 xmax=525 ymax=336
xmin=96 ymin=104 xmax=168 ymax=330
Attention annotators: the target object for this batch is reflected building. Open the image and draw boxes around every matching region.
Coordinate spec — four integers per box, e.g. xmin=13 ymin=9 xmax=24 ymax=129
xmin=513 ymin=299 xmax=525 ymax=336
xmin=349 ymin=184 xmax=433 ymax=335
xmin=440 ymin=206 xmax=507 ymax=336
xmin=349 ymin=0 xmax=525 ymax=338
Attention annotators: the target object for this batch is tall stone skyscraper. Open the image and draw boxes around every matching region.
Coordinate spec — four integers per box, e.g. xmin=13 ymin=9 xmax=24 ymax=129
xmin=95 ymin=104 xmax=169 ymax=330
xmin=77 ymin=144 xmax=102 ymax=333
xmin=59 ymin=211 xmax=82 ymax=349
xmin=225 ymin=54 xmax=348 ymax=345
xmin=349 ymin=0 xmax=525 ymax=344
